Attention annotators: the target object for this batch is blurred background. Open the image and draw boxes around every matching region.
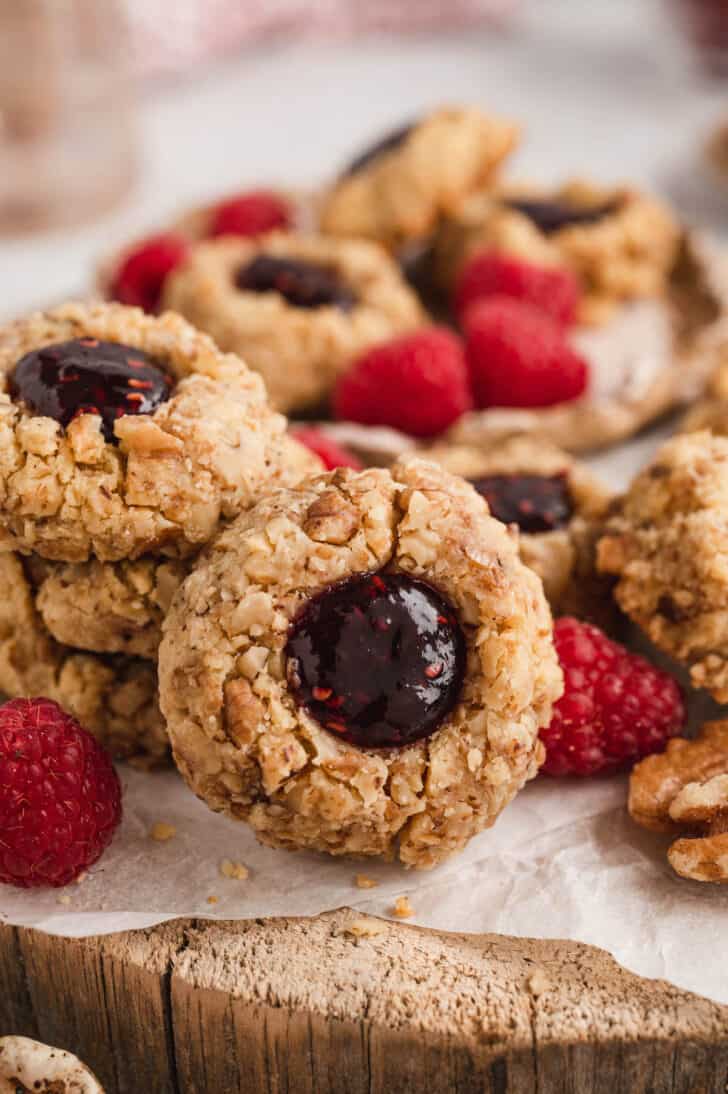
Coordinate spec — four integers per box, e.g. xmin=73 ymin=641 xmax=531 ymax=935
xmin=0 ymin=0 xmax=725 ymax=321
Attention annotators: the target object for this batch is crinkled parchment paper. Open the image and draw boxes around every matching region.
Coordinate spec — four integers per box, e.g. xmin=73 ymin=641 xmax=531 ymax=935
xmin=2 ymin=423 xmax=728 ymax=1006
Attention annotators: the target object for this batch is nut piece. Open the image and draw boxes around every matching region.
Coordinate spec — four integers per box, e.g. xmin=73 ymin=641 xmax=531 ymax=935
xmin=629 ymin=720 xmax=728 ymax=882
xmin=0 ymin=1035 xmax=104 ymax=1092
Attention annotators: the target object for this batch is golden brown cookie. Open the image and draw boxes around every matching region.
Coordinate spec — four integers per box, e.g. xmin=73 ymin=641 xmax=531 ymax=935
xmin=162 ymin=232 xmax=425 ymax=414
xmin=159 ymin=460 xmax=562 ymax=869
xmin=434 ymin=178 xmax=680 ymax=325
xmin=424 ymin=436 xmax=613 ymax=619
xmin=629 ymin=720 xmax=728 ymax=883
xmin=0 ymin=552 xmax=168 ymax=766
xmin=598 ymin=431 xmax=728 ymax=703
xmin=320 ymin=106 xmax=519 ymax=250
xmin=0 ymin=301 xmax=288 ymax=562
xmin=27 ymin=435 xmax=324 ymax=661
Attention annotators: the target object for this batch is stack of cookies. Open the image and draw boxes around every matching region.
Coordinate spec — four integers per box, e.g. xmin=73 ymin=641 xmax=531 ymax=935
xmin=0 ymin=300 xmax=316 ymax=766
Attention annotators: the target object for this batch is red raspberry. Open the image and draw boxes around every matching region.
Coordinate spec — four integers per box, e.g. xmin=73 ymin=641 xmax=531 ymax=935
xmin=110 ymin=232 xmax=189 ymax=314
xmin=454 ymin=250 xmax=581 ymax=327
xmin=208 ymin=190 xmax=292 ymax=238
xmin=541 ymin=618 xmax=685 ymax=777
xmin=333 ymin=328 xmax=472 ymax=438
xmin=290 ymin=427 xmax=363 ymax=471
xmin=0 ymin=698 xmax=122 ymax=887
xmin=464 ymin=296 xmax=588 ymax=409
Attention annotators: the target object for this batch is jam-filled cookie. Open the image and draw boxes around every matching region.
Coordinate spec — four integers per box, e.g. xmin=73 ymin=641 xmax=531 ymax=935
xmin=425 ymin=436 xmax=613 ymax=618
xmin=159 ymin=460 xmax=562 ymax=868
xmin=0 ymin=552 xmax=167 ymax=766
xmin=598 ymin=430 xmax=728 ymax=703
xmin=0 ymin=301 xmax=288 ymax=562
xmin=100 ymin=188 xmax=317 ymax=315
xmin=320 ymin=106 xmax=519 ymax=251
xmin=162 ymin=232 xmax=424 ymax=414
xmin=24 ymin=435 xmax=324 ymax=661
xmin=434 ymin=179 xmax=680 ymax=324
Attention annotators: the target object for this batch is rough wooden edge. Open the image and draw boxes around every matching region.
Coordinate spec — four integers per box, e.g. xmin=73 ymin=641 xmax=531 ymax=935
xmin=1 ymin=911 xmax=727 ymax=1093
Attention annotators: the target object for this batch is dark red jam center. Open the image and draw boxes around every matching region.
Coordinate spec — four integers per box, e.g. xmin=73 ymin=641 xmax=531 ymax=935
xmin=285 ymin=572 xmax=466 ymax=749
xmin=504 ymin=196 xmax=619 ymax=235
xmin=235 ymin=255 xmax=357 ymax=312
xmin=470 ymin=472 xmax=574 ymax=533
xmin=9 ymin=338 xmax=173 ymax=444
xmin=343 ymin=122 xmax=414 ymax=177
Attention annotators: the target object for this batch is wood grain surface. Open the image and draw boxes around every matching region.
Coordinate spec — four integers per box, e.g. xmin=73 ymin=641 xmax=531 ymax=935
xmin=1 ymin=910 xmax=727 ymax=1093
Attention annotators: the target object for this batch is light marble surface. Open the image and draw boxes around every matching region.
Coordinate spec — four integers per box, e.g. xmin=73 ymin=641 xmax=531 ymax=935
xmin=0 ymin=0 xmax=724 ymax=321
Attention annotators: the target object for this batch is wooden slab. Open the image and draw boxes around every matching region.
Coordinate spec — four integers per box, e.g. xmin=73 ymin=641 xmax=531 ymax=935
xmin=1 ymin=911 xmax=727 ymax=1093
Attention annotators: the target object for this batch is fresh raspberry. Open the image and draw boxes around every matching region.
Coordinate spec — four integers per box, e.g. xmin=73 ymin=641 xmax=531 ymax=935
xmin=110 ymin=233 xmax=189 ymax=314
xmin=333 ymin=328 xmax=472 ymax=438
xmin=290 ymin=427 xmax=363 ymax=470
xmin=454 ymin=250 xmax=581 ymax=327
xmin=464 ymin=296 xmax=588 ymax=409
xmin=208 ymin=190 xmax=292 ymax=238
xmin=0 ymin=698 xmax=122 ymax=887
xmin=540 ymin=618 xmax=685 ymax=777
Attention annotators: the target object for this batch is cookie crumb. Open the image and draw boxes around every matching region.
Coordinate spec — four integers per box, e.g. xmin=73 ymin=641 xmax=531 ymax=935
xmin=206 ymin=895 xmax=219 ymax=905
xmin=527 ymin=969 xmax=551 ymax=997
xmin=150 ymin=821 xmax=177 ymax=842
xmin=391 ymin=895 xmax=414 ymax=919
xmin=355 ymin=873 xmax=378 ymax=889
xmin=57 ymin=893 xmax=71 ymax=906
xmin=75 ymin=872 xmax=88 ymax=885
xmin=220 ymin=859 xmax=250 ymax=881
xmin=343 ymin=917 xmax=387 ymax=938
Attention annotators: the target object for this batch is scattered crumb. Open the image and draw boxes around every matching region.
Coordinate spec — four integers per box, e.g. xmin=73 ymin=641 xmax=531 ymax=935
xmin=391 ymin=895 xmax=414 ymax=919
xmin=342 ymin=917 xmax=387 ymax=939
xmin=75 ymin=872 xmax=88 ymax=885
xmin=355 ymin=873 xmax=378 ymax=889
xmin=527 ymin=969 xmax=551 ymax=998
xmin=57 ymin=893 xmax=71 ymax=906
xmin=206 ymin=895 xmax=219 ymax=905
xmin=220 ymin=859 xmax=250 ymax=881
xmin=150 ymin=821 xmax=177 ymax=843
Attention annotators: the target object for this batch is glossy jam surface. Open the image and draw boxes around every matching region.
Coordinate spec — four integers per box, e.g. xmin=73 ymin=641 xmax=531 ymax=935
xmin=343 ymin=122 xmax=414 ymax=176
xmin=9 ymin=338 xmax=173 ymax=444
xmin=470 ymin=472 xmax=574 ymax=533
xmin=504 ymin=196 xmax=618 ymax=235
xmin=235 ymin=254 xmax=357 ymax=311
xmin=285 ymin=572 xmax=466 ymax=749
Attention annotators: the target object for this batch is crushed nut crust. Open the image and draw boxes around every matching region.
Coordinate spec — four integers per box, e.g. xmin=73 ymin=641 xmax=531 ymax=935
xmin=320 ymin=106 xmax=519 ymax=250
xmin=163 ymin=233 xmax=424 ymax=414
xmin=0 ymin=301 xmax=288 ymax=562
xmin=159 ymin=459 xmax=562 ymax=869
xmin=598 ymin=431 xmax=728 ymax=702
xmin=629 ymin=720 xmax=728 ymax=883
xmin=22 ymin=435 xmax=321 ymax=662
xmin=0 ymin=552 xmax=168 ymax=765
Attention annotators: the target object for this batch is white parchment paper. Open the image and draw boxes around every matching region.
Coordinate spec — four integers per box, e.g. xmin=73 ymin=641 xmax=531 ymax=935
xmin=2 ymin=422 xmax=728 ymax=1006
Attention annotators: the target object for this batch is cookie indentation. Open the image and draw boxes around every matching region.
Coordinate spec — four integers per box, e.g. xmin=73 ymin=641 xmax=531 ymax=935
xmin=470 ymin=472 xmax=574 ymax=533
xmin=9 ymin=338 xmax=173 ymax=444
xmin=285 ymin=571 xmax=466 ymax=749
xmin=235 ymin=254 xmax=357 ymax=312
xmin=504 ymin=196 xmax=618 ymax=235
